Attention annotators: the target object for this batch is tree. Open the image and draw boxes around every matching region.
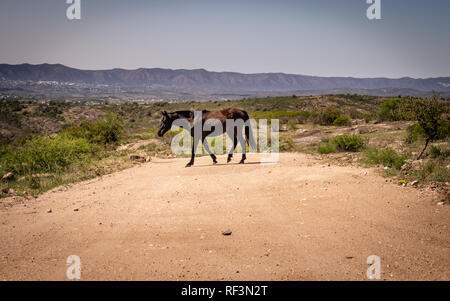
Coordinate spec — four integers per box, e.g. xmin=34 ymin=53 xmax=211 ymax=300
xmin=410 ymin=93 xmax=445 ymax=160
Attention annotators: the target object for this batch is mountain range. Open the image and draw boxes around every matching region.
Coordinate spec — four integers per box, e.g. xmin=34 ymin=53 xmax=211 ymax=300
xmin=1 ymin=63 xmax=449 ymax=93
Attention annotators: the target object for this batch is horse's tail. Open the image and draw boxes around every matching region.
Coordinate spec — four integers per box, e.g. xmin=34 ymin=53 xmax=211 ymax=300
xmin=243 ymin=110 xmax=257 ymax=151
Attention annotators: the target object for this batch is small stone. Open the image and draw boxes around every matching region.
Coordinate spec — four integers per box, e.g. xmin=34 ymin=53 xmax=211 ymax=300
xmin=2 ymin=172 xmax=14 ymax=182
xmin=410 ymin=181 xmax=419 ymax=187
xmin=128 ymin=154 xmax=146 ymax=163
xmin=437 ymin=202 xmax=444 ymax=206
xmin=74 ymin=208 xmax=79 ymax=212
xmin=47 ymin=209 xmax=52 ymax=213
xmin=32 ymin=173 xmax=51 ymax=179
xmin=222 ymin=229 xmax=232 ymax=236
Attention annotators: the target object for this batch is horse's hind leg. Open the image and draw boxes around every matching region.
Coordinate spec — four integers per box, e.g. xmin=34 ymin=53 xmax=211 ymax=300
xmin=203 ymin=138 xmax=217 ymax=164
xmin=238 ymin=136 xmax=246 ymax=164
xmin=227 ymin=135 xmax=237 ymax=163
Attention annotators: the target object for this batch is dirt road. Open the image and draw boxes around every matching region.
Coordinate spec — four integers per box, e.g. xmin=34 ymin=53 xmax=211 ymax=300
xmin=0 ymin=153 xmax=449 ymax=280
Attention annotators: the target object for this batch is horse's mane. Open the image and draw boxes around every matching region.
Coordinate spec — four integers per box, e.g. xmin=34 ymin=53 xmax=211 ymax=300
xmin=173 ymin=110 xmax=194 ymax=119
xmin=170 ymin=110 xmax=210 ymax=118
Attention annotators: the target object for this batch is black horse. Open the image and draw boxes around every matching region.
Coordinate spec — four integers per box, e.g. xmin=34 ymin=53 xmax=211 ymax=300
xmin=157 ymin=108 xmax=254 ymax=167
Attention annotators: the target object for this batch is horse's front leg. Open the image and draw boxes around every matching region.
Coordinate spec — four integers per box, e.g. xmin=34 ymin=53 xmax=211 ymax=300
xmin=186 ymin=136 xmax=200 ymax=167
xmin=239 ymin=153 xmax=246 ymax=164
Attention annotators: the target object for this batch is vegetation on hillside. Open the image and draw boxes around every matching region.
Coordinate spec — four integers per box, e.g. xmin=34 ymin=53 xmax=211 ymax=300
xmin=0 ymin=93 xmax=448 ymax=199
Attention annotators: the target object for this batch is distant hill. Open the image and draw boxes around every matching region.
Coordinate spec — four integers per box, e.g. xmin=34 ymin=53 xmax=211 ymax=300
xmin=1 ymin=63 xmax=449 ymax=92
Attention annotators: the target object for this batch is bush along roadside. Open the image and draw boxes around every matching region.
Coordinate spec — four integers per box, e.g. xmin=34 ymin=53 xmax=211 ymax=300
xmin=317 ymin=133 xmax=449 ymax=189
xmin=317 ymin=134 xmax=365 ymax=154
xmin=0 ymin=114 xmax=124 ymax=197
xmin=362 ymin=145 xmax=449 ymax=187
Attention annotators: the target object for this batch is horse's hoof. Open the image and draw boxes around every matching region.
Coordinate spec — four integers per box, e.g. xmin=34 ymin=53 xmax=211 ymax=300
xmin=213 ymin=161 xmax=218 ymax=165
xmin=239 ymin=161 xmax=245 ymax=164
xmin=185 ymin=163 xmax=193 ymax=168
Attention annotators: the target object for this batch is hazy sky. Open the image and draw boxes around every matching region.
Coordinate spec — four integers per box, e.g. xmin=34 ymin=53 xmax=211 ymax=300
xmin=0 ymin=0 xmax=449 ymax=78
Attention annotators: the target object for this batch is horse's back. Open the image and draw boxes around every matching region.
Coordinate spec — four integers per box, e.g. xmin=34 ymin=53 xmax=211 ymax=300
xmin=218 ymin=107 xmax=248 ymax=120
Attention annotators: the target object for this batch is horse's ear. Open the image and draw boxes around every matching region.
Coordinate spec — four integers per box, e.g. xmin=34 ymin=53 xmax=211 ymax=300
xmin=161 ymin=110 xmax=168 ymax=117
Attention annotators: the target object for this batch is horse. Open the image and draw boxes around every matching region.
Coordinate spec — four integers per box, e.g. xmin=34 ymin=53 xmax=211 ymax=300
xmin=157 ymin=108 xmax=254 ymax=167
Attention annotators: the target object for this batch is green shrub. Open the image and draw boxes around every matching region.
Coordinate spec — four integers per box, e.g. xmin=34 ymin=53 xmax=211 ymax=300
xmin=311 ymin=107 xmax=343 ymax=125
xmin=0 ymin=145 xmax=7 ymax=158
xmin=378 ymin=99 xmax=402 ymax=121
xmin=279 ymin=137 xmax=297 ymax=152
xmin=333 ymin=115 xmax=352 ymax=126
xmin=364 ymin=147 xmax=407 ymax=169
xmin=317 ymin=142 xmax=336 ymax=154
xmin=429 ymin=145 xmax=450 ymax=159
xmin=363 ymin=114 xmax=373 ymax=123
xmin=410 ymin=161 xmax=449 ymax=182
xmin=405 ymin=123 xmax=425 ymax=144
xmin=347 ymin=109 xmax=365 ymax=120
xmin=287 ymin=119 xmax=297 ymax=130
xmin=252 ymin=110 xmax=310 ymax=120
xmin=317 ymin=134 xmax=365 ymax=154
xmin=0 ymin=135 xmax=93 ymax=176
xmin=292 ymin=111 xmax=311 ymax=124
xmin=330 ymin=134 xmax=365 ymax=152
xmin=436 ymin=119 xmax=450 ymax=140
xmin=28 ymin=176 xmax=41 ymax=190
xmin=64 ymin=114 xmax=123 ymax=145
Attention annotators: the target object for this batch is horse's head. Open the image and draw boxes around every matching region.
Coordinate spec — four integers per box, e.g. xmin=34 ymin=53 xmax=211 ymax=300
xmin=157 ymin=111 xmax=173 ymax=137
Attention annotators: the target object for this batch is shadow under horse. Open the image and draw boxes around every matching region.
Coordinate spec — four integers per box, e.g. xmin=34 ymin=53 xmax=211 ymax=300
xmin=157 ymin=108 xmax=255 ymax=167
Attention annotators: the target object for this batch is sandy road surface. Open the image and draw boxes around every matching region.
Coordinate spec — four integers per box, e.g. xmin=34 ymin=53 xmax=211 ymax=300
xmin=0 ymin=153 xmax=449 ymax=280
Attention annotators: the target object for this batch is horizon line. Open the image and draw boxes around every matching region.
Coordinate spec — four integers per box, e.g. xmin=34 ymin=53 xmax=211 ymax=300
xmin=1 ymin=62 xmax=449 ymax=81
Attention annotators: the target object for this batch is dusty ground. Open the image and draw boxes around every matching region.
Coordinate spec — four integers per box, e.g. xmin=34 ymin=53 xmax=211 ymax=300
xmin=0 ymin=153 xmax=449 ymax=281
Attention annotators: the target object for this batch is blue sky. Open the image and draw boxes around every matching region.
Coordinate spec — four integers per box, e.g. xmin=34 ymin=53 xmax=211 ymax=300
xmin=0 ymin=0 xmax=449 ymax=78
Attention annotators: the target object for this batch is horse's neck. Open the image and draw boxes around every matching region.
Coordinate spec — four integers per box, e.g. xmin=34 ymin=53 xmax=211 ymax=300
xmin=172 ymin=113 xmax=195 ymax=128
xmin=175 ymin=114 xmax=193 ymax=121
